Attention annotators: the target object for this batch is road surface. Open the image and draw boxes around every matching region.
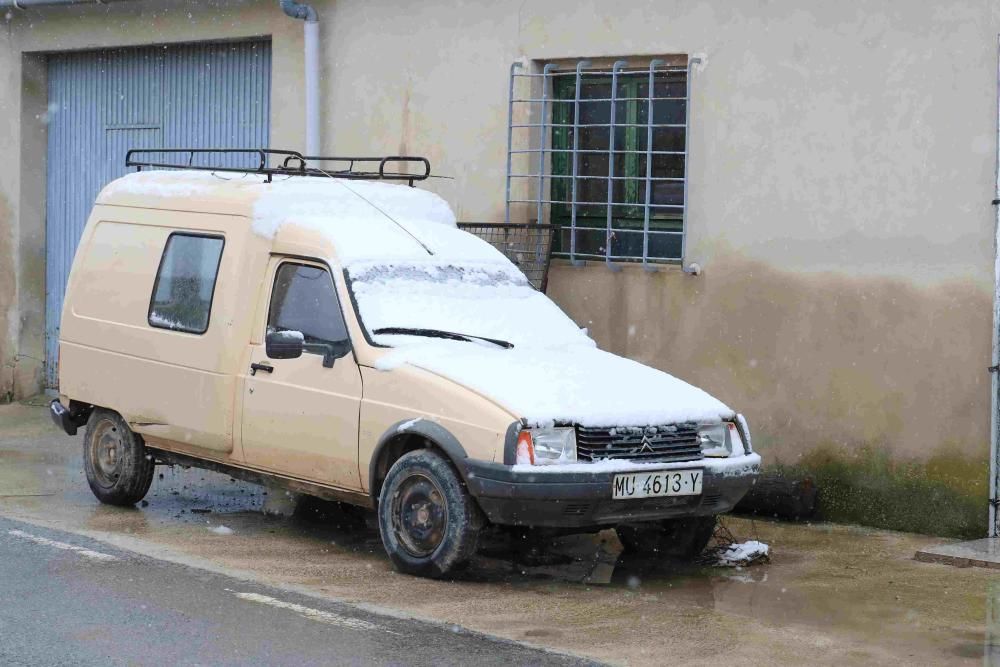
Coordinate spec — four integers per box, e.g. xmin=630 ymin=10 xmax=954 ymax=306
xmin=0 ymin=515 xmax=589 ymax=666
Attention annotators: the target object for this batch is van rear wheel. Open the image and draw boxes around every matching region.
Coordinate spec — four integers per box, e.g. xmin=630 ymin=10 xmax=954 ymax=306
xmin=377 ymin=449 xmax=483 ymax=578
xmin=616 ymin=516 xmax=717 ymax=559
xmin=82 ymin=409 xmax=155 ymax=506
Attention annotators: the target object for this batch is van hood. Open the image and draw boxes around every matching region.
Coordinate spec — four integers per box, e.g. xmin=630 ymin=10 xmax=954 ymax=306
xmin=374 ymin=342 xmax=735 ymax=428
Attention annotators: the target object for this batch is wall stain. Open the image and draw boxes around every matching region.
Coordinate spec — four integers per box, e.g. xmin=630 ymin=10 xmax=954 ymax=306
xmin=547 ymin=252 xmax=993 ymax=535
xmin=774 ymin=443 xmax=986 ymax=539
xmin=0 ymin=193 xmax=15 ymax=403
xmin=398 ymin=84 xmax=411 ymax=157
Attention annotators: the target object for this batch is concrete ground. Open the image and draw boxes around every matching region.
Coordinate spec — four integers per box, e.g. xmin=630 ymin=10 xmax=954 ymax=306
xmin=1 ymin=399 xmax=997 ymax=666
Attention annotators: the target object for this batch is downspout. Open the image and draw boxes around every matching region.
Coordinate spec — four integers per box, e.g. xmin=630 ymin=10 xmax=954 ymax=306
xmin=280 ymin=0 xmax=320 ymax=157
xmin=990 ymin=34 xmax=1000 ymax=538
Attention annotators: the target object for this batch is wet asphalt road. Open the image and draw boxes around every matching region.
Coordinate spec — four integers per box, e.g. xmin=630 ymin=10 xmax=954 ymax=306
xmin=0 ymin=516 xmax=592 ymax=667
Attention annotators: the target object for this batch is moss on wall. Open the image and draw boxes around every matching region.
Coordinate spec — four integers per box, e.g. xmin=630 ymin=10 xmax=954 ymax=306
xmin=767 ymin=443 xmax=988 ymax=539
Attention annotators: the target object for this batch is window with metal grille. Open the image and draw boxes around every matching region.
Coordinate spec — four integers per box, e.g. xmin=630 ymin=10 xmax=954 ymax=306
xmin=505 ymin=59 xmax=693 ymax=267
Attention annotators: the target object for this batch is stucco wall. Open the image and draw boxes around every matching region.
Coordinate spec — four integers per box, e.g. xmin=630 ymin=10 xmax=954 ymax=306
xmin=0 ymin=36 xmax=21 ymax=402
xmin=314 ymin=0 xmax=999 ymax=465
xmin=0 ymin=0 xmax=997 ymax=532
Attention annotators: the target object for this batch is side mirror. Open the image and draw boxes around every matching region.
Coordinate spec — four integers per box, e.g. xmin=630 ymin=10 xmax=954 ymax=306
xmin=266 ymin=329 xmax=304 ymax=360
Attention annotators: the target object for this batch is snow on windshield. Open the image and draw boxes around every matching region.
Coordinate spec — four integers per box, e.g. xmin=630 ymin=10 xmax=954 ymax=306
xmin=347 ymin=263 xmax=593 ymax=349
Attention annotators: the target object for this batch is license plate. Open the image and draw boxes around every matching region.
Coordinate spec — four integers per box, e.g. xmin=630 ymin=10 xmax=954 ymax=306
xmin=612 ymin=469 xmax=703 ymax=499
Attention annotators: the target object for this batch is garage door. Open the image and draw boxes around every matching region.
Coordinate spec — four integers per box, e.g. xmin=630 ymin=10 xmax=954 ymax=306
xmin=45 ymin=40 xmax=271 ymax=387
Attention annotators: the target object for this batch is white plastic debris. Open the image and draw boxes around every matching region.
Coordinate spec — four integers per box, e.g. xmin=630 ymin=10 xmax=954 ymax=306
xmin=209 ymin=525 xmax=234 ymax=536
xmin=714 ymin=540 xmax=769 ymax=567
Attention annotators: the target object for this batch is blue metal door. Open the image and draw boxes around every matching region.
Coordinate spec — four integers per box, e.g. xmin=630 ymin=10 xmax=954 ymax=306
xmin=45 ymin=40 xmax=271 ymax=387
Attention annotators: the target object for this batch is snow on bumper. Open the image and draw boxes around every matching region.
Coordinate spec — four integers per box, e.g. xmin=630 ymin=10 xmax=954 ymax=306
xmin=464 ymin=453 xmax=761 ymax=529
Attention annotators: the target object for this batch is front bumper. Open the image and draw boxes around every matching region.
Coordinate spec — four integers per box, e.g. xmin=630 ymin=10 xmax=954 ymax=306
xmin=464 ymin=453 xmax=761 ymax=528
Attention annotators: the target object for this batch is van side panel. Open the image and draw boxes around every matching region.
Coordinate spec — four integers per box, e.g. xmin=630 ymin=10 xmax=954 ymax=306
xmin=59 ymin=206 xmax=265 ymax=456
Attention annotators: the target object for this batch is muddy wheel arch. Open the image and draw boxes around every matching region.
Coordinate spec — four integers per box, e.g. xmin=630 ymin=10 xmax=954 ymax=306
xmin=369 ymin=419 xmax=473 ymax=502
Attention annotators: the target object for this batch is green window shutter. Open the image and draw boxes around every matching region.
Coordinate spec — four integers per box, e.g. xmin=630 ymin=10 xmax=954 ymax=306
xmin=544 ymin=65 xmax=688 ymax=263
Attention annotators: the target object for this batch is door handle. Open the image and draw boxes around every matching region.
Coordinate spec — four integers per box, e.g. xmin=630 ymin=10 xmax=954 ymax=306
xmin=250 ymin=362 xmax=274 ymax=376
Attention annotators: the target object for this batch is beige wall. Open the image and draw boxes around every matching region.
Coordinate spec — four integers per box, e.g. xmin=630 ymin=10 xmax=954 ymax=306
xmin=316 ymin=0 xmax=1000 ymax=466
xmin=0 ymin=37 xmax=18 ymax=401
xmin=0 ymin=0 xmax=996 ymax=471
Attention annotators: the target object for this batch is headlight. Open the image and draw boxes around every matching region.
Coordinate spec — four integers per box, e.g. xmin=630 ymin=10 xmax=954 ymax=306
xmin=515 ymin=427 xmax=577 ymax=465
xmin=698 ymin=422 xmax=746 ymax=458
xmin=698 ymin=423 xmax=729 ymax=457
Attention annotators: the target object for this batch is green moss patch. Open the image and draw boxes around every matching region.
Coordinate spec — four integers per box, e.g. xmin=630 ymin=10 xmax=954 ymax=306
xmin=763 ymin=444 xmax=988 ymax=539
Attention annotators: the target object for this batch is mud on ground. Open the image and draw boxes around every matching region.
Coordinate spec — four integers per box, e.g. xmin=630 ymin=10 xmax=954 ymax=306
xmin=0 ymin=401 xmax=995 ymax=666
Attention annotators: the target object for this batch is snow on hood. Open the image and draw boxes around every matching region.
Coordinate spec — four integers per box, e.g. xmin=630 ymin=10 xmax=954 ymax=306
xmin=375 ymin=341 xmax=734 ymax=427
xmin=351 ymin=263 xmax=732 ymax=427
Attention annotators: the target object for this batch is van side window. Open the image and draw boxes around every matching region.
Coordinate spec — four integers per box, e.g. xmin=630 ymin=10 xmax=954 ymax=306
xmin=267 ymin=263 xmax=349 ymax=357
xmin=148 ymin=234 xmax=225 ymax=334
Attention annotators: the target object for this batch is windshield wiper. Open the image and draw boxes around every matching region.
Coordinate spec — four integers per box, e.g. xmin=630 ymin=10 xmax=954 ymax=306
xmin=372 ymin=327 xmax=513 ymax=349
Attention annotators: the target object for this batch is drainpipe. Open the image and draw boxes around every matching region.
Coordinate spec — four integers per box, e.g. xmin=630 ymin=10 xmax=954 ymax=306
xmin=280 ymin=0 xmax=320 ymax=157
xmin=990 ymin=35 xmax=1000 ymax=539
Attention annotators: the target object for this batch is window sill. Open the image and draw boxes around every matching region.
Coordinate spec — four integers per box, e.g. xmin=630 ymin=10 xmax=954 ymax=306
xmin=549 ymin=257 xmax=698 ymax=275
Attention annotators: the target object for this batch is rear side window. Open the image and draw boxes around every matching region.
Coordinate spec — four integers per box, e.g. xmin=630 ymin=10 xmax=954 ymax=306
xmin=148 ymin=233 xmax=224 ymax=334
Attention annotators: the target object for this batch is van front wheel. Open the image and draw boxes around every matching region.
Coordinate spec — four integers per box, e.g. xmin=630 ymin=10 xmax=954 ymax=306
xmin=377 ymin=449 xmax=483 ymax=578
xmin=82 ymin=409 xmax=155 ymax=506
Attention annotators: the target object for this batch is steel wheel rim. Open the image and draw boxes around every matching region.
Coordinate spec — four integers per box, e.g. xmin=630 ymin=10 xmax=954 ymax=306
xmin=89 ymin=419 xmax=124 ymax=489
xmin=391 ymin=472 xmax=449 ymax=558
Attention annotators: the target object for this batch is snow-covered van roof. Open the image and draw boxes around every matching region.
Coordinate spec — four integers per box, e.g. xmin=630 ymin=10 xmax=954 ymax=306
xmin=98 ymin=170 xmax=512 ymax=268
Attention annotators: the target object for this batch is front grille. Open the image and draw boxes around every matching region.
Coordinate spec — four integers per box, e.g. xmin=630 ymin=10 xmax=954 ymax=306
xmin=576 ymin=423 xmax=703 ymax=463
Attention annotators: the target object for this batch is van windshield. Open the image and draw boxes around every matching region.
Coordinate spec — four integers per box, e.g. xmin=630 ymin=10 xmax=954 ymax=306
xmin=345 ymin=264 xmax=591 ymax=349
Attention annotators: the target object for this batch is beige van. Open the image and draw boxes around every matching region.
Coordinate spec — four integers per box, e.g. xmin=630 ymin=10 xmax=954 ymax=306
xmin=50 ymin=150 xmax=761 ymax=578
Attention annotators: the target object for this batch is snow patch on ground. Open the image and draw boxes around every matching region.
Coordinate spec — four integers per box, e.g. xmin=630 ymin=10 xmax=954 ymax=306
xmin=714 ymin=540 xmax=770 ymax=567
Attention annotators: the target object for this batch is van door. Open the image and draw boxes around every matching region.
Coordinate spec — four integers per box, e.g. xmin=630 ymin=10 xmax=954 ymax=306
xmin=240 ymin=259 xmax=362 ymax=490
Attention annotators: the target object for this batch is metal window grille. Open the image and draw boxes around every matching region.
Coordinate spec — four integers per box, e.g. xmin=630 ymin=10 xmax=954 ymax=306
xmin=457 ymin=223 xmax=555 ymax=291
xmin=504 ymin=58 xmax=697 ymax=269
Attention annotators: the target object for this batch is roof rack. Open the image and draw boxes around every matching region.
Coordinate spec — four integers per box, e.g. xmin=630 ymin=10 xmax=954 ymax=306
xmin=124 ymin=148 xmax=431 ymax=186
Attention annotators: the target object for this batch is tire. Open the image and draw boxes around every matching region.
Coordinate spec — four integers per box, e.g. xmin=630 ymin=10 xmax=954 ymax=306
xmin=377 ymin=449 xmax=483 ymax=578
xmin=82 ymin=409 xmax=155 ymax=506
xmin=616 ymin=516 xmax=717 ymax=559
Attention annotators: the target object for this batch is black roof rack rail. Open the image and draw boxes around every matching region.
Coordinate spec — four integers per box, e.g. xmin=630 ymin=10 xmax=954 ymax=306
xmin=124 ymin=148 xmax=432 ymax=186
